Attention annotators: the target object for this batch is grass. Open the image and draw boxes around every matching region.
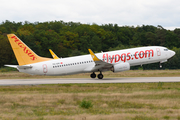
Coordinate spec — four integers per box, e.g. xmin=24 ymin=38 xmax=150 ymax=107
xmin=0 ymin=82 xmax=179 ymax=119
xmin=79 ymin=99 xmax=93 ymax=109
xmin=0 ymin=70 xmax=180 ymax=119
xmin=1 ymin=69 xmax=180 ymax=79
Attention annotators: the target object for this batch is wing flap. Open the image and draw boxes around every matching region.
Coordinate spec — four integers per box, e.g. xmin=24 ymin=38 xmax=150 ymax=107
xmin=84 ymin=64 xmax=105 ymax=72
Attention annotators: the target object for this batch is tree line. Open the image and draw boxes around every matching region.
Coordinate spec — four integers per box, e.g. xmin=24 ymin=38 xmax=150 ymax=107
xmin=0 ymin=20 xmax=180 ymax=70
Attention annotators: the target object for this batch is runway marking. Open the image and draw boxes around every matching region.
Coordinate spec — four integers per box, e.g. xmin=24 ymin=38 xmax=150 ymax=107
xmin=0 ymin=77 xmax=180 ymax=86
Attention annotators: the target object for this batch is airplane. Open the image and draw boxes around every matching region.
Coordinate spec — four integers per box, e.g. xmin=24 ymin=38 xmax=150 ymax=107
xmin=5 ymin=34 xmax=175 ymax=79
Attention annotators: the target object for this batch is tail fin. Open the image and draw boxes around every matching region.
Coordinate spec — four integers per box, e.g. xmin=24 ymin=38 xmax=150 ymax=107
xmin=7 ymin=34 xmax=51 ymax=66
xmin=49 ymin=49 xmax=59 ymax=59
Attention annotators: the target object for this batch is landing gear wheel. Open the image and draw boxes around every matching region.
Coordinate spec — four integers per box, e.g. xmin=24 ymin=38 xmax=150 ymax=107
xmin=90 ymin=72 xmax=96 ymax=78
xmin=98 ymin=74 xmax=103 ymax=79
xmin=160 ymin=62 xmax=162 ymax=68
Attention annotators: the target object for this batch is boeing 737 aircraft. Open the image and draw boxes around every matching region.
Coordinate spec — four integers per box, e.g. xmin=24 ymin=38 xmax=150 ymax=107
xmin=5 ymin=34 xmax=175 ymax=79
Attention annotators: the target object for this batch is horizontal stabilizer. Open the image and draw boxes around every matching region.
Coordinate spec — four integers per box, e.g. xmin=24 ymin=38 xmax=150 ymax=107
xmin=4 ymin=65 xmax=18 ymax=68
xmin=5 ymin=65 xmax=32 ymax=69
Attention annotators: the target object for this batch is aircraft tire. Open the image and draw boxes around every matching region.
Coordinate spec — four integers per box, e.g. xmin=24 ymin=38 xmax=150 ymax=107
xmin=90 ymin=73 xmax=96 ymax=78
xmin=98 ymin=74 xmax=103 ymax=79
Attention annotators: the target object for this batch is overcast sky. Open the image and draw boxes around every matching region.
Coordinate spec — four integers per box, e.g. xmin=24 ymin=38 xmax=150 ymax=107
xmin=0 ymin=0 xmax=180 ymax=30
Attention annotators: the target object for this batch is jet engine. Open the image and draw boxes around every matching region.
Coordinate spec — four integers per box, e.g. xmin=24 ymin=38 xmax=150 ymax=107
xmin=111 ymin=62 xmax=130 ymax=72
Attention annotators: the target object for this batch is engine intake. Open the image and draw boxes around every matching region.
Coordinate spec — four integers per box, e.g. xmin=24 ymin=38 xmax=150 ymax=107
xmin=111 ymin=62 xmax=130 ymax=72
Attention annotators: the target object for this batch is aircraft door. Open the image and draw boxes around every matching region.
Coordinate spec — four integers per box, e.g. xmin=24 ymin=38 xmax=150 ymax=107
xmin=42 ymin=64 xmax=48 ymax=74
xmin=156 ymin=48 xmax=161 ymax=56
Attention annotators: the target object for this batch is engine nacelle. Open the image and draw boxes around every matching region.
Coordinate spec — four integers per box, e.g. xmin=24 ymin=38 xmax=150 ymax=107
xmin=111 ymin=62 xmax=130 ymax=73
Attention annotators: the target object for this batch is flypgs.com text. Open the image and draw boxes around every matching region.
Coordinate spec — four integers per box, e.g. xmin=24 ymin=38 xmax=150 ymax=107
xmin=102 ymin=49 xmax=154 ymax=63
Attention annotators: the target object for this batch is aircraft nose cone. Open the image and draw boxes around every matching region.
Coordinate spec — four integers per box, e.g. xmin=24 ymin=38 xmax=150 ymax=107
xmin=170 ymin=50 xmax=176 ymax=57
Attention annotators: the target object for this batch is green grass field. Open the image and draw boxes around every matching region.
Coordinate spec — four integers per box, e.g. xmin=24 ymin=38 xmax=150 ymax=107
xmin=0 ymin=70 xmax=180 ymax=120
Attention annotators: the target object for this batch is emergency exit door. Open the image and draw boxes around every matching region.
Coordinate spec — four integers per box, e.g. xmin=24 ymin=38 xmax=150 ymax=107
xmin=156 ymin=48 xmax=161 ymax=56
xmin=43 ymin=64 xmax=48 ymax=73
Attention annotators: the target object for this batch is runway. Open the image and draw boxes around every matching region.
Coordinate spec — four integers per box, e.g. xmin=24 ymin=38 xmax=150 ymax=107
xmin=0 ymin=77 xmax=180 ymax=86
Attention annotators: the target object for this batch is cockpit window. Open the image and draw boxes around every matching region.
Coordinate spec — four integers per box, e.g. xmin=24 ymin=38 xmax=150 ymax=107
xmin=164 ymin=49 xmax=168 ymax=51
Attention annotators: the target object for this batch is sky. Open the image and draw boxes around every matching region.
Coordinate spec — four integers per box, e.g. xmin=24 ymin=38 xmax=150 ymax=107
xmin=0 ymin=0 xmax=180 ymax=30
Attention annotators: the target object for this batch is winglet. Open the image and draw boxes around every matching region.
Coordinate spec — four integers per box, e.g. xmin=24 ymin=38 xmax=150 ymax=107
xmin=88 ymin=49 xmax=101 ymax=61
xmin=49 ymin=49 xmax=59 ymax=59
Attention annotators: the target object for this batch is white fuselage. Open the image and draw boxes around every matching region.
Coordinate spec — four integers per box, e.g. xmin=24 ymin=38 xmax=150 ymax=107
xmin=19 ymin=46 xmax=175 ymax=76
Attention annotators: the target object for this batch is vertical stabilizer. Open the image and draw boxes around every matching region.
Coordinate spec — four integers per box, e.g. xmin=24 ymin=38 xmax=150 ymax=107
xmin=7 ymin=34 xmax=51 ymax=66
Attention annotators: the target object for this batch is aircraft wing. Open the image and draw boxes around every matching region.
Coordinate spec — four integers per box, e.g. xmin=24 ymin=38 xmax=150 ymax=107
xmin=49 ymin=49 xmax=59 ymax=59
xmin=87 ymin=49 xmax=113 ymax=72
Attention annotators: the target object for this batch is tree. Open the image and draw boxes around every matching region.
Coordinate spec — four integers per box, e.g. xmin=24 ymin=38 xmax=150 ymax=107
xmin=0 ymin=20 xmax=180 ymax=69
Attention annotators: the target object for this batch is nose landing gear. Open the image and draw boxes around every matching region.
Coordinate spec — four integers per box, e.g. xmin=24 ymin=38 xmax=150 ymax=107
xmin=90 ymin=72 xmax=104 ymax=79
xmin=160 ymin=62 xmax=162 ymax=68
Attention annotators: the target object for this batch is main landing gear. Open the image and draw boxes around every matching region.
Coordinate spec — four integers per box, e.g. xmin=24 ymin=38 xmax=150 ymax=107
xmin=90 ymin=72 xmax=103 ymax=79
